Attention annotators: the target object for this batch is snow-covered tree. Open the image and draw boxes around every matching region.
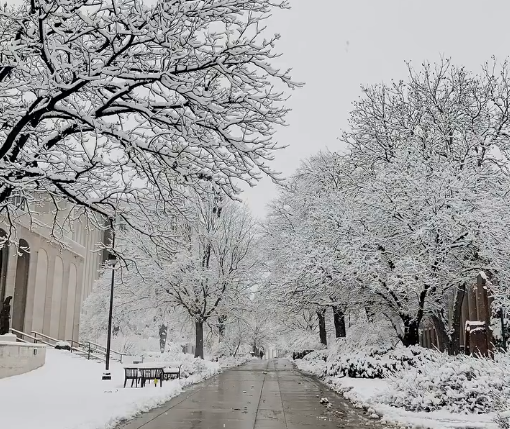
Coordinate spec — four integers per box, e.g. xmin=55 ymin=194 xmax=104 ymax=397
xmin=262 ymin=151 xmax=353 ymax=345
xmin=95 ymin=191 xmax=259 ymax=359
xmin=0 ymin=0 xmax=298 ymax=240
xmin=263 ymin=59 xmax=510 ymax=350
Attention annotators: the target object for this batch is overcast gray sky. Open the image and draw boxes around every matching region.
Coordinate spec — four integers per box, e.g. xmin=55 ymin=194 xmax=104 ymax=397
xmin=241 ymin=0 xmax=510 ymax=219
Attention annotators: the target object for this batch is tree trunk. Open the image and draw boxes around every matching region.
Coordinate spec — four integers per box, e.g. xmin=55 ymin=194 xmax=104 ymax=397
xmin=218 ymin=315 xmax=227 ymax=340
xmin=195 ymin=320 xmax=204 ymax=359
xmin=401 ymin=320 xmax=419 ymax=347
xmin=159 ymin=324 xmax=168 ymax=353
xmin=332 ymin=306 xmax=346 ymax=338
xmin=317 ymin=309 xmax=327 ymax=346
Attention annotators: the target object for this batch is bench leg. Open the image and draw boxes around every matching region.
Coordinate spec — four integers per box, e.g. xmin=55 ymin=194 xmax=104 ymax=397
xmin=124 ymin=378 xmax=127 ymax=388
xmin=131 ymin=378 xmax=135 ymax=388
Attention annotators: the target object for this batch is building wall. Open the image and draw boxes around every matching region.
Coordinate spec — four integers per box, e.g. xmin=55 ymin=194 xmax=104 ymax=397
xmin=0 ymin=201 xmax=105 ymax=342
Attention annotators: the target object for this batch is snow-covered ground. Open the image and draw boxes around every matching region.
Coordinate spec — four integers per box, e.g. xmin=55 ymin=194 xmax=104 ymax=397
xmin=1 ymin=348 xmax=245 ymax=429
xmin=295 ymin=357 xmax=499 ymax=429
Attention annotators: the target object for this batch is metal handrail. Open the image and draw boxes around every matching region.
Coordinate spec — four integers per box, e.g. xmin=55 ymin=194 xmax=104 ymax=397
xmin=24 ymin=330 xmax=126 ymax=363
xmin=67 ymin=340 xmax=106 ymax=361
xmin=10 ymin=328 xmax=52 ymax=346
xmin=31 ymin=331 xmax=59 ymax=345
xmin=82 ymin=339 xmax=125 ymax=359
xmin=75 ymin=339 xmax=126 ymax=361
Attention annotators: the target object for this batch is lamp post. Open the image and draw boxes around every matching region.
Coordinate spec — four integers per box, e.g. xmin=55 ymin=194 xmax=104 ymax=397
xmin=501 ymin=306 xmax=507 ymax=352
xmin=102 ymin=217 xmax=116 ymax=381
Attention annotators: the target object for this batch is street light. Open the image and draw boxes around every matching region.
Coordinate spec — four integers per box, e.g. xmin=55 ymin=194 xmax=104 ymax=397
xmin=102 ymin=217 xmax=116 ymax=381
xmin=501 ymin=306 xmax=507 ymax=352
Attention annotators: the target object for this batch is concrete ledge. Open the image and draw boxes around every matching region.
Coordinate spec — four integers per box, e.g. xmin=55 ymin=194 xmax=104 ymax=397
xmin=0 ymin=342 xmax=46 ymax=379
xmin=0 ymin=333 xmax=17 ymax=343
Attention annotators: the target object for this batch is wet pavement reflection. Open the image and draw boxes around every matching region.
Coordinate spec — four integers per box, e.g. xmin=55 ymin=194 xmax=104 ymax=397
xmin=119 ymin=359 xmax=392 ymax=429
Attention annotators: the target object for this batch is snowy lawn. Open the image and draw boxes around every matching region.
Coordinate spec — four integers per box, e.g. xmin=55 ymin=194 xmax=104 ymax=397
xmin=1 ymin=348 xmax=245 ymax=429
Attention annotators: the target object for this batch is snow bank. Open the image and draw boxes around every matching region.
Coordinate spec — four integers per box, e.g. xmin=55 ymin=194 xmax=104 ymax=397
xmin=0 ymin=349 xmax=245 ymax=429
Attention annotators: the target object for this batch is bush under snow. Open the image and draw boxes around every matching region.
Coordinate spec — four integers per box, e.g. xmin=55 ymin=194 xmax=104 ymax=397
xmin=326 ymin=344 xmax=439 ymax=379
xmin=295 ymin=325 xmax=510 ymax=418
xmin=383 ymin=353 xmax=510 ymax=414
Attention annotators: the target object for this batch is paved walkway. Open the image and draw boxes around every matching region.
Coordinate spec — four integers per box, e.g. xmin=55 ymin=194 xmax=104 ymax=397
xmin=120 ymin=359 xmax=391 ymax=429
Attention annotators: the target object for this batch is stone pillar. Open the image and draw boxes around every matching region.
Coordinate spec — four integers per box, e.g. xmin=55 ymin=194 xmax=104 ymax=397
xmin=424 ymin=329 xmax=431 ymax=348
xmin=58 ymin=259 xmax=71 ymax=340
xmin=460 ymin=292 xmax=468 ymax=350
xmin=4 ymin=247 xmax=18 ymax=300
xmin=431 ymin=328 xmax=438 ymax=349
xmin=42 ymin=250 xmax=56 ymax=336
xmin=23 ymin=236 xmax=40 ymax=334
xmin=49 ymin=256 xmax=64 ymax=338
xmin=72 ymin=260 xmax=84 ymax=342
xmin=31 ymin=249 xmax=48 ymax=335
xmin=476 ymin=277 xmax=488 ymax=325
xmin=468 ymin=284 xmax=478 ymax=321
xmin=64 ymin=262 xmax=78 ymax=341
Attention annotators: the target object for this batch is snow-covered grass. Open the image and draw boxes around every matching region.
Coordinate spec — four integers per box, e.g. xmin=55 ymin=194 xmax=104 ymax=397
xmin=294 ymin=344 xmax=510 ymax=428
xmin=1 ymin=348 xmax=247 ymax=429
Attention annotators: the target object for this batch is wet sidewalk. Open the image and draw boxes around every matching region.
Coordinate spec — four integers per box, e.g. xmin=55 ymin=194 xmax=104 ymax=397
xmin=119 ymin=359 xmax=391 ymax=429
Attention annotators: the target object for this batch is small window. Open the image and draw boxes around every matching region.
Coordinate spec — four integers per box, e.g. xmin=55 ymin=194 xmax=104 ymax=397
xmin=12 ymin=193 xmax=27 ymax=211
xmin=115 ymin=215 xmax=127 ymax=232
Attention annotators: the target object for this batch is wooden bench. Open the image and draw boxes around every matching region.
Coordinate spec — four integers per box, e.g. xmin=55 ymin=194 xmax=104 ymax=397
xmin=123 ymin=362 xmax=183 ymax=388
xmin=123 ymin=368 xmax=139 ymax=388
xmin=162 ymin=363 xmax=182 ymax=381
xmin=139 ymin=368 xmax=163 ymax=387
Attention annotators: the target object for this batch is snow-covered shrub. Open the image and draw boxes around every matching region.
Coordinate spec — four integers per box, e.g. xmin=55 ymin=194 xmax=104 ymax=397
xmin=179 ymin=358 xmax=208 ymax=378
xmin=303 ymin=349 xmax=328 ymax=362
xmin=335 ymin=320 xmax=399 ymax=352
xmin=383 ymin=353 xmax=510 ymax=414
xmin=296 ymin=351 xmax=328 ymax=377
xmin=55 ymin=341 xmax=71 ymax=350
xmin=326 ymin=345 xmax=438 ymax=379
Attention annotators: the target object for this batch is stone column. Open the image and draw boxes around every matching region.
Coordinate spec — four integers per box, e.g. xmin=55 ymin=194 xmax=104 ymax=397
xmin=4 ymin=245 xmax=18 ymax=300
xmin=42 ymin=249 xmax=56 ymax=336
xmin=467 ymin=284 xmax=478 ymax=321
xmin=58 ymin=258 xmax=71 ymax=340
xmin=476 ymin=278 xmax=488 ymax=326
xmin=23 ymin=235 xmax=40 ymax=334
xmin=424 ymin=329 xmax=431 ymax=348
xmin=72 ymin=260 xmax=84 ymax=342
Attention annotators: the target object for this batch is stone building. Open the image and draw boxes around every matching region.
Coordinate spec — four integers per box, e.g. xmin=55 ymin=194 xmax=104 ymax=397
xmin=0 ymin=195 xmax=107 ymax=343
xmin=420 ymin=273 xmax=494 ymax=355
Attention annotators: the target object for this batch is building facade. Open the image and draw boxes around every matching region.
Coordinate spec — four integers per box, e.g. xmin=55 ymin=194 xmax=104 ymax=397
xmin=0 ymin=196 xmax=107 ymax=342
xmin=420 ymin=273 xmax=494 ymax=354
